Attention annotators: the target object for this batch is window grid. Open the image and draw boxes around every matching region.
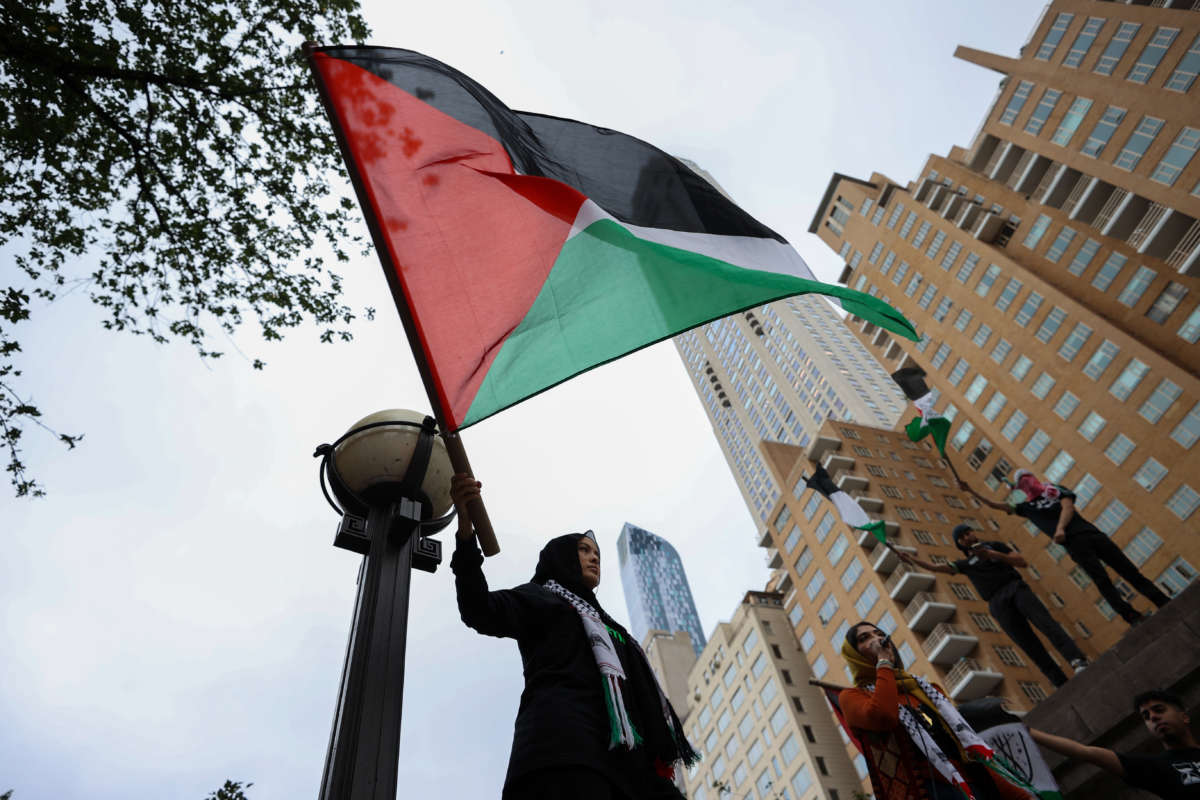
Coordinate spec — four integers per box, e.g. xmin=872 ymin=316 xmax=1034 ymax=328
xmin=1035 ymin=306 xmax=1068 ymax=343
xmin=1067 ymin=238 xmax=1101 ymax=276
xmin=1114 ymin=116 xmax=1165 ymax=170
xmin=1126 ymin=26 xmax=1179 ymax=84
xmin=1165 ymin=33 xmax=1200 ymax=92
xmin=1052 ymin=96 xmax=1094 ymax=146
xmin=1082 ymin=105 xmax=1127 ymax=158
xmin=1045 ymin=227 xmax=1077 ymax=263
xmin=1146 ymin=282 xmax=1188 ymax=324
xmin=1109 ymin=359 xmax=1150 ymax=401
xmin=1001 ymin=410 xmax=1029 ymax=441
xmin=1139 ymin=379 xmax=1182 ymax=424
xmin=1150 ymin=126 xmax=1200 ymax=186
xmin=1024 ymin=89 xmax=1063 ymax=135
xmin=1036 ymin=13 xmax=1074 ymax=61
xmin=1117 ymin=265 xmax=1157 ymax=307
xmin=999 ymin=80 xmax=1035 ymax=125
xmin=1166 ymin=485 xmax=1199 ymax=520
xmin=1094 ymin=22 xmax=1141 ymax=76
xmin=1015 ymin=292 xmax=1046 ymax=327
xmin=1058 ymin=322 xmax=1092 ymax=362
xmin=1133 ymin=458 xmax=1167 ymax=492
xmin=1063 ymin=17 xmax=1106 ymax=69
xmin=1082 ymin=340 xmax=1120 ymax=380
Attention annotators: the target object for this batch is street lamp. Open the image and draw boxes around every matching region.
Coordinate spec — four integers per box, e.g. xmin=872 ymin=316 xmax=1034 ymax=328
xmin=313 ymin=409 xmax=455 ymax=800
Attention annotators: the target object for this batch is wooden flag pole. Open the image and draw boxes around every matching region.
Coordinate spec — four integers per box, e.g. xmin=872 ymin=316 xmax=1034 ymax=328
xmin=303 ymin=44 xmax=499 ymax=555
xmin=808 ymin=678 xmax=849 ymax=693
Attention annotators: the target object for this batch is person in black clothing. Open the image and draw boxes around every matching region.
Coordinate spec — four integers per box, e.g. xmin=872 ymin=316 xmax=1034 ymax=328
xmin=1030 ymin=689 xmax=1200 ymax=799
xmin=961 ymin=469 xmax=1170 ymax=624
xmin=899 ymin=524 xmax=1088 ymax=687
xmin=449 ymin=474 xmax=696 ymax=800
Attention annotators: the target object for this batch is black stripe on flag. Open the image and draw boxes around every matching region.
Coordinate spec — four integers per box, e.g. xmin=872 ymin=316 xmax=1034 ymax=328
xmin=891 ymin=366 xmax=931 ymax=402
xmin=805 ymin=464 xmax=841 ymax=499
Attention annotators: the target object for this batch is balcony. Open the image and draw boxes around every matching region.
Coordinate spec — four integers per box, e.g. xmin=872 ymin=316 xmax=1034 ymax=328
xmin=854 ymin=493 xmax=884 ymax=512
xmin=873 ymin=544 xmax=916 ymax=575
xmin=758 ymin=527 xmax=773 ymax=547
xmin=838 ymin=263 xmax=854 ymax=284
xmin=884 ymin=339 xmax=905 ymax=362
xmin=871 ymin=327 xmax=891 ymax=348
xmin=776 ymin=571 xmax=794 ymax=596
xmin=885 ymin=561 xmax=935 ymax=602
xmin=823 ymin=452 xmax=855 ymax=476
xmin=922 ymin=623 xmax=979 ymax=665
xmin=946 ymin=658 xmax=1004 ymax=701
xmin=972 ymin=211 xmax=1006 ymax=243
xmin=903 ymin=591 xmax=957 ymax=632
xmin=765 ymin=547 xmax=782 ymax=568
xmin=807 ymin=433 xmax=842 ymax=464
xmin=942 ymin=194 xmax=968 ymax=220
xmin=837 ymin=473 xmax=869 ymax=493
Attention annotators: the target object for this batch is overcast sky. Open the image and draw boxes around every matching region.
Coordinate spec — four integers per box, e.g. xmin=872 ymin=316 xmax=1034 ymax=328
xmin=1 ymin=2 xmax=1045 ymax=798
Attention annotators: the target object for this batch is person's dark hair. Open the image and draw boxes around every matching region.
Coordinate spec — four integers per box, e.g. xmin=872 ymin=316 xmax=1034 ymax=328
xmin=951 ymin=524 xmax=974 ymax=554
xmin=1133 ymin=689 xmax=1186 ymax=714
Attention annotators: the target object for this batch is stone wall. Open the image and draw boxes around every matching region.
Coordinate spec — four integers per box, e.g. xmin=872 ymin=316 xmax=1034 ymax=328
xmin=1023 ymin=581 xmax=1200 ymax=800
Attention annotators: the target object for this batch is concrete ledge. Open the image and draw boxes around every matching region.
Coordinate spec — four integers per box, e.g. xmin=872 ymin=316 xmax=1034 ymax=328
xmin=1023 ymin=581 xmax=1200 ymax=800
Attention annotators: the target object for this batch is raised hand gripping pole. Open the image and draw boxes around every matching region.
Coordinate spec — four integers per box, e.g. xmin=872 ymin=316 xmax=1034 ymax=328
xmin=442 ymin=432 xmax=499 ymax=556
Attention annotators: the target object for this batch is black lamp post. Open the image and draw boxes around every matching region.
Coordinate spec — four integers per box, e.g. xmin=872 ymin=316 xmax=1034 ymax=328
xmin=313 ymin=410 xmax=455 ymax=800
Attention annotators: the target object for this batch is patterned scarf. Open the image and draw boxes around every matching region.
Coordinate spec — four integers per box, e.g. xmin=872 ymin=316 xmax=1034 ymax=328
xmin=547 ymin=579 xmax=665 ymax=750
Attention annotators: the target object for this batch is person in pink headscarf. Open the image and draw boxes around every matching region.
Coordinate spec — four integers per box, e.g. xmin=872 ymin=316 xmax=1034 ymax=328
xmin=960 ymin=469 xmax=1170 ymax=625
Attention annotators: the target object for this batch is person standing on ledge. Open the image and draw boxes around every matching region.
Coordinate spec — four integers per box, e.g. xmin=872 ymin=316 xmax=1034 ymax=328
xmin=1030 ymin=689 xmax=1200 ymax=799
xmin=449 ymin=473 xmax=697 ymax=799
xmin=899 ymin=523 xmax=1088 ymax=687
xmin=959 ymin=469 xmax=1170 ymax=625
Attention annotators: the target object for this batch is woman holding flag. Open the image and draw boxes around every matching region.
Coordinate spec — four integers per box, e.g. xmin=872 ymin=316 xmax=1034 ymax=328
xmin=449 ymin=474 xmax=697 ymax=799
xmin=839 ymin=622 xmax=1032 ymax=800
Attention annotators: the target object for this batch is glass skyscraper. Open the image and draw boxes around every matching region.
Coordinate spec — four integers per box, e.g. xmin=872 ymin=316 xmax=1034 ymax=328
xmin=617 ymin=523 xmax=706 ymax=655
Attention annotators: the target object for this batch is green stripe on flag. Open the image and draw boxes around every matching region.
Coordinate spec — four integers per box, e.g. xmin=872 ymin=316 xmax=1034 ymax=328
xmin=465 ymin=218 xmax=915 ymax=425
xmin=855 ymin=520 xmax=889 ymax=545
xmin=906 ymin=415 xmax=951 ymax=456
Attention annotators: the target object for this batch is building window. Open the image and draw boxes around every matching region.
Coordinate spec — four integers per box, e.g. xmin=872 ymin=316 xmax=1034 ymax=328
xmin=1023 ymin=214 xmax=1053 ymax=249
xmin=972 ymin=323 xmax=994 ymax=349
xmin=947 ymin=358 xmax=970 ymax=387
xmin=1001 ymin=409 xmax=1029 ymax=442
xmin=1139 ymin=379 xmax=1182 ymax=424
xmin=970 ymin=612 xmax=1000 ymax=632
xmin=975 ymin=263 xmax=1003 ymax=297
xmin=805 ymin=570 xmax=826 ymax=600
xmin=1105 ymin=433 xmax=1136 ymax=466
xmin=1082 ymin=105 xmax=1127 ymax=157
xmin=999 ymin=80 xmax=1035 ymax=124
xmin=1045 ymin=450 xmax=1075 ymax=483
xmin=1036 ymin=13 xmax=1074 ymax=61
xmin=1010 ymin=355 xmax=1034 ymax=382
xmin=1156 ymin=557 xmax=1197 ymax=597
xmin=1114 ymin=116 xmax=1165 ymax=170
xmin=1031 ymin=371 xmax=1056 ymax=400
xmin=1044 ymin=227 xmax=1077 ymax=263
xmin=957 ymin=253 xmax=981 ymax=284
xmin=1109 ymin=359 xmax=1150 ymax=401
xmin=1021 ymin=681 xmax=1050 ymax=703
xmin=951 ymin=420 xmax=975 ymax=452
xmin=1126 ymin=26 xmax=1179 ymax=84
xmin=1063 ymin=16 xmax=1106 ymax=68
xmin=982 ymin=392 xmax=1008 ymax=422
xmin=995 ymin=278 xmax=1024 ymax=312
xmin=1066 ymin=237 xmax=1101 ymax=276
xmin=1077 ymin=411 xmax=1107 ymax=442
xmin=1165 ymin=33 xmax=1200 ymax=93
xmin=855 ymin=584 xmax=880 ymax=618
xmin=926 ymin=231 xmax=947 ymax=260
xmin=1146 ymin=282 xmax=1188 ymax=324
xmin=1095 ymin=498 xmax=1132 ymax=535
xmin=1053 ymin=391 xmax=1080 ymax=420
xmin=995 ymin=645 xmax=1026 ymax=667
xmin=1170 ymin=403 xmax=1200 ymax=449
xmin=1034 ymin=305 xmax=1066 ymax=342
xmin=1057 ymin=322 xmax=1092 ymax=362
xmin=1150 ymin=126 xmax=1200 ymax=186
xmin=1180 ymin=307 xmax=1200 ymax=344
xmin=1023 ymin=429 xmax=1052 ymax=463
xmin=1091 ymin=251 xmax=1127 ymax=291
xmin=1082 ymin=339 xmax=1120 ymax=380
xmin=1024 ymin=89 xmax=1063 ymax=135
xmin=1096 ymin=21 xmax=1142 ymax=76
xmin=967 ymin=438 xmax=993 ymax=471
xmin=1167 ymin=485 xmax=1200 ymax=521
xmin=1052 ymin=96 xmax=1094 ymax=146
xmin=1117 ymin=266 xmax=1157 ymax=308
xmin=950 ymin=583 xmax=977 ymax=601
xmin=818 ymin=595 xmax=839 ymax=625
xmin=1125 ymin=527 xmax=1164 ymax=568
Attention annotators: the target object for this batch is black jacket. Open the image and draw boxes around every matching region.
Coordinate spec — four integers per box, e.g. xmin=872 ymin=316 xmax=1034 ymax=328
xmin=451 ymin=538 xmax=669 ymax=796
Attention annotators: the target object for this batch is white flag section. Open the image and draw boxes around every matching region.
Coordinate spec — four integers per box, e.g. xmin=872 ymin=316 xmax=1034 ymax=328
xmin=978 ymin=721 xmax=1062 ymax=800
xmin=913 ymin=391 xmax=938 ymax=421
xmin=831 ymin=490 xmax=875 ymax=530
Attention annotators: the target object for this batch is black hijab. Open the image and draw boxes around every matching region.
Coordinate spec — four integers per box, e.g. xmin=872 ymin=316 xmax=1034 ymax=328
xmin=532 ymin=531 xmax=699 ymax=769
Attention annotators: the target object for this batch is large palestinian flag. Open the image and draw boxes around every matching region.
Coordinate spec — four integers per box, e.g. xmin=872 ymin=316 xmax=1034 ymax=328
xmin=308 ymin=47 xmax=916 ymax=430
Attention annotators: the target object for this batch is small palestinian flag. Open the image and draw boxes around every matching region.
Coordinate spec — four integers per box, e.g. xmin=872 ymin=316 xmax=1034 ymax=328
xmin=308 ymin=47 xmax=917 ymax=431
xmin=960 ymin=699 xmax=1063 ymax=800
xmin=805 ymin=465 xmax=888 ymax=544
xmin=892 ymin=367 xmax=951 ymax=456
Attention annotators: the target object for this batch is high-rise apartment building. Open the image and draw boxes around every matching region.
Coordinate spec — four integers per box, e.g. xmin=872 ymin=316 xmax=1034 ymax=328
xmin=674 ymin=296 xmax=906 ymax=528
xmin=682 ymin=590 xmax=868 ymax=800
xmin=756 ymin=420 xmax=1112 ymax=775
xmin=641 ymin=629 xmax=699 ymax=717
xmin=813 ymin=0 xmax=1200 ymax=617
xmin=617 ymin=523 xmax=707 ymax=655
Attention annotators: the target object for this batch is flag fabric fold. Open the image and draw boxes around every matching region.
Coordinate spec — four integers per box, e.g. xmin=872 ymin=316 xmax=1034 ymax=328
xmin=892 ymin=366 xmax=951 ymax=456
xmin=308 ymin=46 xmax=917 ymax=431
xmin=805 ymin=464 xmax=888 ymax=543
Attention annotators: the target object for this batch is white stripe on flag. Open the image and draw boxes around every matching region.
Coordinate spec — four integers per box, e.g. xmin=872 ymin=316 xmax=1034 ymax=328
xmin=830 ymin=490 xmax=874 ymax=530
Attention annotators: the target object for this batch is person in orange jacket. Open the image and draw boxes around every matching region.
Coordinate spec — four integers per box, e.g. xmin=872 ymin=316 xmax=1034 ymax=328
xmin=838 ymin=622 xmax=1031 ymax=800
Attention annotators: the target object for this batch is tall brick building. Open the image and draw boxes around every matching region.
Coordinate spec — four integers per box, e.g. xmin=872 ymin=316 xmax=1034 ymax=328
xmin=813 ymin=0 xmax=1199 ymax=629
